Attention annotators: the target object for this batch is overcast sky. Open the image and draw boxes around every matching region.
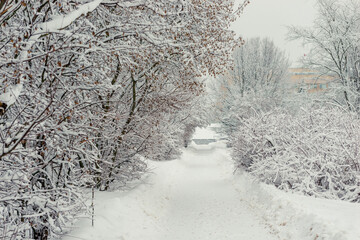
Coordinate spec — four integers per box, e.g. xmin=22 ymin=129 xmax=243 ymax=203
xmin=231 ymin=0 xmax=317 ymax=67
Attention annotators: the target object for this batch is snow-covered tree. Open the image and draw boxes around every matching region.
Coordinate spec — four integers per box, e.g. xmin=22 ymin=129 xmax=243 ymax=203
xmin=0 ymin=0 xmax=249 ymax=238
xmin=211 ymin=37 xmax=289 ymax=134
xmin=288 ymin=0 xmax=360 ymax=111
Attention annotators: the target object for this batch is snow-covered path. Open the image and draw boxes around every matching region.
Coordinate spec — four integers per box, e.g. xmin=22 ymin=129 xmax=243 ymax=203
xmin=159 ymin=145 xmax=277 ymax=240
xmin=63 ymin=134 xmax=277 ymax=240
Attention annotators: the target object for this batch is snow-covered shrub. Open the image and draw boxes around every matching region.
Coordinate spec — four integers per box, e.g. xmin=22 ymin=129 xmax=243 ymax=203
xmin=222 ymin=91 xmax=283 ymax=136
xmin=232 ymin=106 xmax=360 ymax=202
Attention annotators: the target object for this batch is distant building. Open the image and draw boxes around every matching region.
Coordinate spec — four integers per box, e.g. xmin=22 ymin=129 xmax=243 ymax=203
xmin=288 ymin=68 xmax=335 ymax=93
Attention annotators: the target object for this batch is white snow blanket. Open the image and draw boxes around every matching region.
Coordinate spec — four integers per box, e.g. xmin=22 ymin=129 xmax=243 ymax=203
xmin=62 ymin=127 xmax=360 ymax=240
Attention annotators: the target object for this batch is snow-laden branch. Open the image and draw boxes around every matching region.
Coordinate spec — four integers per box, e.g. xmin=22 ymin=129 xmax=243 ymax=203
xmin=0 ymin=83 xmax=22 ymax=106
xmin=0 ymin=0 xmax=103 ymax=107
xmin=21 ymin=0 xmax=103 ymax=61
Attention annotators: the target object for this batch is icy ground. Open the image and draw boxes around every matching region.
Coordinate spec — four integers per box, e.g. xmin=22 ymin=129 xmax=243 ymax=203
xmin=62 ymin=127 xmax=360 ymax=240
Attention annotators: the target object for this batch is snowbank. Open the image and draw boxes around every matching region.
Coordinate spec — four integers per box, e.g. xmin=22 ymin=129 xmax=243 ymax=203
xmin=233 ymin=171 xmax=360 ymax=240
xmin=61 ymin=159 xmax=181 ymax=240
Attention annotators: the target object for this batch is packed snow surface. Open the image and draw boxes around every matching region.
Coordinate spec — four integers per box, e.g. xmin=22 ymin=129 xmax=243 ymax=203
xmin=191 ymin=126 xmax=217 ymax=139
xmin=63 ymin=127 xmax=360 ymax=240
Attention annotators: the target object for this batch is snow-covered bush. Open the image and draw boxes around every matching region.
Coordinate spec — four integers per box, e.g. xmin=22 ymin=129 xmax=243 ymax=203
xmin=232 ymin=106 xmax=360 ymax=202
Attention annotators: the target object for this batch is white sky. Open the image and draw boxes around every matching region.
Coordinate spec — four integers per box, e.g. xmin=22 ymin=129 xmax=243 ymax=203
xmin=231 ymin=0 xmax=317 ymax=66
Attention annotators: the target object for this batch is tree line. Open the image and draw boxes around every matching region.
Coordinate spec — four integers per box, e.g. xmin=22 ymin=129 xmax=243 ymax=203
xmin=0 ymin=0 xmax=248 ymax=238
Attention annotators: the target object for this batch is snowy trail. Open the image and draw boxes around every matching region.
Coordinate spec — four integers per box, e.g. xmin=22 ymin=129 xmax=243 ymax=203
xmin=63 ymin=138 xmax=277 ymax=240
xmin=158 ymin=146 xmax=277 ymax=240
